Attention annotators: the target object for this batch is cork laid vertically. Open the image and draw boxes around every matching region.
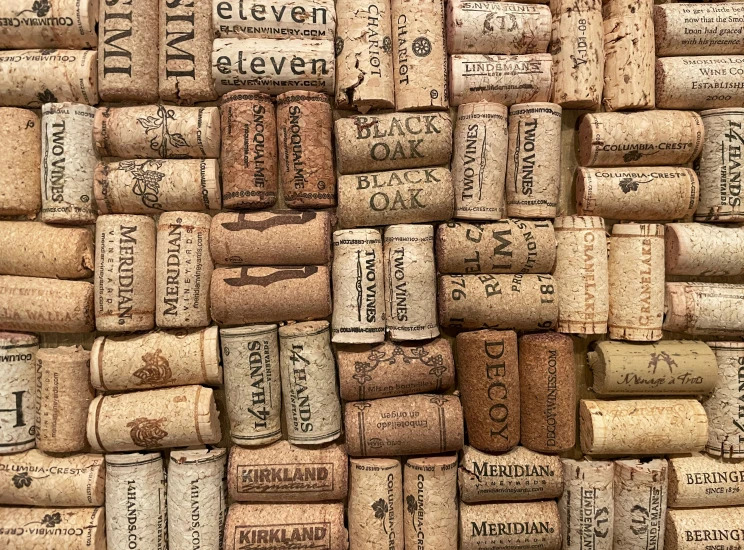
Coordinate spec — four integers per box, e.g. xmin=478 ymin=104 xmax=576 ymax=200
xmin=460 ymin=501 xmax=561 ymax=550
xmin=212 ymin=0 xmax=337 ymax=40
xmin=404 ymin=456 xmax=458 ymax=550
xmin=559 ymin=459 xmax=614 ymax=550
xmin=0 ymin=507 xmax=105 ymax=550
xmin=656 ymin=56 xmax=744 ymax=110
xmin=665 ymin=508 xmax=744 ymax=550
xmin=665 ymin=223 xmax=744 ymax=276
xmin=703 ymin=342 xmax=744 ymax=458
xmin=655 ymin=3 xmax=744 ymax=56
xmin=0 ymin=332 xmax=37 ymax=454
xmin=0 ymin=108 xmax=40 ymax=218
xmin=613 ymin=459 xmax=667 ymax=550
xmin=0 ymin=0 xmax=98 ymax=49
xmin=668 ymin=454 xmax=744 ymax=508
xmin=663 ymin=282 xmax=744 ymax=337
xmin=349 ymin=458 xmax=404 ymax=550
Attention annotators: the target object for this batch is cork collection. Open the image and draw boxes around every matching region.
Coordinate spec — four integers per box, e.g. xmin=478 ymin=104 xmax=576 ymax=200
xmin=1 ymin=0 xmax=744 ymax=548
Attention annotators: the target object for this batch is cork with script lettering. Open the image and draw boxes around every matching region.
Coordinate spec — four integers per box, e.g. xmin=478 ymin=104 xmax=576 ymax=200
xmin=0 ymin=507 xmax=105 ymax=550
xmin=665 ymin=508 xmax=744 ymax=550
xmin=614 ymin=459 xmax=668 ymax=550
xmin=0 ymin=332 xmax=36 ymax=454
xmin=663 ymin=282 xmax=744 ymax=337
xmin=703 ymin=342 xmax=744 ymax=458
xmin=0 ymin=108 xmax=40 ymax=218
xmin=0 ymin=0 xmax=98 ymax=49
xmin=559 ymin=459 xmax=614 ymax=550
xmin=655 ymin=3 xmax=744 ymax=56
xmin=349 ymin=458 xmax=404 ymax=550
xmin=656 ymin=56 xmax=744 ymax=110
xmin=668 ymin=454 xmax=744 ymax=508
xmin=460 ymin=501 xmax=561 ymax=550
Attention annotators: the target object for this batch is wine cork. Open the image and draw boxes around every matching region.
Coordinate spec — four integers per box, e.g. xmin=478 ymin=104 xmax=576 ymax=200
xmin=579 ymin=398 xmax=708 ymax=456
xmin=704 ymin=342 xmax=744 ymax=458
xmin=614 ymin=459 xmax=668 ymax=550
xmin=655 ymin=3 xmax=744 ymax=56
xmin=344 ymin=393 xmax=464 ymax=457
xmin=105 ymin=453 xmax=166 ymax=550
xmin=666 ymin=223 xmax=744 ymax=276
xmin=332 ymin=229 xmax=385 ymax=344
xmin=220 ymin=91 xmax=277 ymax=210
xmin=436 ymin=220 xmax=556 ymax=274
xmin=168 ymin=448 xmax=227 ymax=550
xmin=213 ymin=38 xmax=335 ymax=95
xmin=519 ymin=332 xmax=576 ymax=454
xmin=460 ymin=501 xmax=561 ymax=550
xmin=665 ymin=508 xmax=744 ymax=550
xmin=277 ymin=91 xmax=336 ymax=208
xmin=210 ymin=210 xmax=332 ymax=265
xmin=0 ymin=0 xmax=97 ymax=49
xmin=451 ymin=103 xmax=508 ymax=220
xmin=94 ymin=105 xmax=221 ymax=159
xmin=456 ymin=330 xmax=520 ymax=453
xmin=228 ymin=440 xmax=348 ymax=502
xmin=438 ymin=274 xmax=559 ymax=330
xmin=87 ymin=385 xmax=221 ymax=452
xmin=668 ymin=454 xmax=744 ymax=508
xmin=404 ymin=456 xmax=458 ymax=550
xmin=656 ymin=56 xmax=744 ymax=110
xmin=664 ymin=282 xmax=744 ymax=336
xmin=210 ymin=265 xmax=331 ymax=325
xmin=391 ymin=0 xmax=449 ymax=111
xmin=279 ymin=321 xmax=342 ymax=445
xmin=0 ymin=276 xmax=94 ymax=333
xmin=459 ymin=445 xmax=562 ymax=503
xmin=336 ymin=338 xmax=456 ymax=401
xmin=0 ymin=222 xmax=94 ymax=279
xmin=95 ymin=159 xmax=221 ymax=214
xmin=448 ymin=53 xmax=553 ymax=107
xmin=383 ymin=224 xmax=439 ymax=341
xmin=335 ymin=112 xmax=453 ymax=175
xmin=213 ymin=0 xmax=337 ymax=40
xmin=505 ymin=103 xmax=562 ymax=219
xmin=220 ymin=324 xmax=282 ymax=446
xmin=349 ymin=457 xmax=403 ymax=550
xmin=0 ymin=49 xmax=97 ymax=106
xmin=608 ymin=224 xmax=665 ymax=342
xmin=0 ymin=450 xmax=103 ymax=507
xmin=559 ymin=459 xmax=614 ymax=550
xmin=40 ymin=103 xmax=97 ymax=225
xmin=0 ymin=332 xmax=36 ymax=454
xmin=0 ymin=506 xmax=105 ymax=550
xmin=577 ymin=111 xmax=704 ymax=167
xmin=36 ymin=346 xmax=93 ymax=454
xmin=334 ymin=0 xmax=395 ymax=111
xmin=0 ymin=108 xmax=40 ymax=218
xmin=94 ymin=214 xmax=155 ymax=332
xmin=550 ymin=0 xmax=604 ymax=109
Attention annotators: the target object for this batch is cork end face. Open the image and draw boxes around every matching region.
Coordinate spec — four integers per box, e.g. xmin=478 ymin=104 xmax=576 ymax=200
xmin=93 ymin=162 xmax=110 ymax=214
xmin=86 ymin=395 xmax=104 ymax=453
xmin=279 ymin=320 xmax=330 ymax=338
xmin=664 ymin=224 xmax=684 ymax=275
xmin=662 ymin=283 xmax=687 ymax=333
xmin=89 ymin=337 xmax=104 ymax=390
xmin=664 ymin=511 xmax=680 ymax=550
xmin=578 ymin=400 xmax=595 ymax=455
xmin=575 ymin=169 xmax=589 ymax=215
xmin=197 ymin=386 xmax=222 ymax=445
xmin=85 ymin=51 xmax=99 ymax=106
xmin=202 ymin=326 xmax=223 ymax=385
xmin=577 ymin=115 xmax=596 ymax=167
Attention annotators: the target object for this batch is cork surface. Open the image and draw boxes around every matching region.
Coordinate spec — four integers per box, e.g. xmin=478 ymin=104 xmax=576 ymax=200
xmin=666 ymin=223 xmax=744 ymax=276
xmin=0 ymin=332 xmax=37 ymax=454
xmin=212 ymin=0 xmax=337 ymax=40
xmin=704 ymin=342 xmax=744 ymax=458
xmin=0 ymin=506 xmax=105 ymax=550
xmin=668 ymin=454 xmax=744 ymax=508
xmin=655 ymin=4 xmax=744 ymax=56
xmin=559 ymin=459 xmax=614 ymax=550
xmin=0 ymin=0 xmax=98 ymax=49
xmin=0 ymin=108 xmax=40 ymax=217
xmin=460 ymin=501 xmax=561 ymax=550
xmin=657 ymin=56 xmax=744 ymax=110
xmin=663 ymin=282 xmax=744 ymax=337
xmin=613 ymin=459 xmax=667 ymax=550
xmin=665 ymin=508 xmax=744 ymax=550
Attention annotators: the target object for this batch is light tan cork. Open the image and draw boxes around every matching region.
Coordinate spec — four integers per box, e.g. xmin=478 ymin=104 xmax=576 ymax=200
xmin=212 ymin=0 xmax=337 ymax=40
xmin=332 ymin=229 xmax=385 ymax=344
xmin=87 ymin=385 xmax=221 ymax=452
xmin=334 ymin=0 xmax=395 ymax=111
xmin=505 ymin=103 xmax=562 ymax=219
xmin=559 ymin=459 xmax=614 ymax=550
xmin=220 ymin=325 xmax=282 ymax=446
xmin=459 ymin=445 xmax=563 ymax=503
xmin=168 ymin=448 xmax=227 ymax=550
xmin=577 ymin=111 xmax=704 ymax=167
xmin=105 ymin=453 xmax=166 ymax=550
xmin=94 ymin=105 xmax=221 ymax=159
xmin=0 ymin=449 xmax=104 ymax=507
xmin=664 ymin=283 xmax=744 ymax=337
xmin=336 ymin=338 xmax=455 ymax=401
xmin=0 ymin=0 xmax=97 ymax=49
xmin=579 ymin=398 xmax=708 ymax=456
xmin=451 ymin=102 xmax=508 ymax=220
xmin=0 ymin=506 xmax=105 ymax=550
xmin=0 ymin=108 xmax=40 ymax=218
xmin=228 ymin=440 xmax=348 ymax=502
xmin=668 ymin=454 xmax=744 ymax=508
xmin=656 ymin=56 xmax=744 ymax=110
xmin=460 ymin=501 xmax=561 ymax=550
xmin=666 ymin=223 xmax=744 ymax=276
xmin=279 ymin=321 xmax=342 ymax=445
xmin=703 ymin=342 xmax=744 ymax=458
xmin=349 ymin=458 xmax=404 ymax=550
xmin=0 ymin=332 xmax=37 ymax=454
xmin=40 ymin=103 xmax=98 ymax=225
xmin=344 ymin=393 xmax=464 ymax=457
xmin=614 ymin=459 xmax=668 ymax=550
xmin=665 ymin=508 xmax=744 ymax=550
xmin=0 ymin=222 xmax=93 ymax=279
xmin=655 ymin=4 xmax=744 ymax=56
xmin=456 ymin=330 xmax=520 ymax=453
xmin=36 ymin=346 xmax=93 ymax=454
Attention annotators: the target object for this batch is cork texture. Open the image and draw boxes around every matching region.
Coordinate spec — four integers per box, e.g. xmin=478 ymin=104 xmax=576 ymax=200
xmin=559 ymin=459 xmax=614 ymax=550
xmin=0 ymin=108 xmax=40 ymax=217
xmin=666 ymin=223 xmax=744 ymax=276
xmin=656 ymin=56 xmax=744 ymax=110
xmin=349 ymin=458 xmax=404 ymax=550
xmin=212 ymin=0 xmax=337 ymax=40
xmin=613 ymin=459 xmax=668 ymax=550
xmin=0 ymin=506 xmax=105 ymax=550
xmin=0 ymin=0 xmax=97 ymax=49
xmin=460 ymin=501 xmax=561 ymax=550
xmin=664 ymin=282 xmax=744 ymax=336
xmin=404 ymin=456 xmax=458 ymax=550
xmin=655 ymin=4 xmax=744 ymax=56
xmin=665 ymin=508 xmax=744 ymax=550
xmin=704 ymin=342 xmax=744 ymax=458
xmin=668 ymin=454 xmax=744 ymax=508
xmin=0 ymin=332 xmax=37 ymax=454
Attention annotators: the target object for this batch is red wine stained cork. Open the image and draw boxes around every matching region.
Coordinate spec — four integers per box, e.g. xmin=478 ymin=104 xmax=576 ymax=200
xmin=404 ymin=455 xmax=458 ymax=550
xmin=577 ymin=111 xmax=704 ymax=167
xmin=668 ymin=454 xmax=744 ymax=508
xmin=451 ymin=102 xmax=508 ymax=220
xmin=579 ymin=398 xmax=708 ymax=456
xmin=438 ymin=274 xmax=559 ymax=330
xmin=0 ymin=332 xmax=36 ymax=454
xmin=212 ymin=0 xmax=337 ymax=40
xmin=0 ymin=507 xmax=105 ymax=550
xmin=332 ymin=229 xmax=385 ymax=344
xmin=344 ymin=393 xmax=464 ymax=457
xmin=349 ymin=457 xmax=403 ymax=550
xmin=0 ymin=222 xmax=93 ymax=279
xmin=655 ymin=3 xmax=744 ymax=56
xmin=665 ymin=508 xmax=744 ymax=550
xmin=0 ymin=275 xmax=94 ymax=333
xmin=94 ymin=105 xmax=221 ymax=159
xmin=220 ymin=325 xmax=281 ymax=446
xmin=279 ymin=321 xmax=342 ymax=445
xmin=40 ymin=103 xmax=97 ymax=225
xmin=36 ymin=346 xmax=94 ymax=454
xmin=336 ymin=338 xmax=455 ymax=401
xmin=335 ymin=112 xmax=453 ymax=175
xmin=436 ymin=220 xmax=556 ymax=275
xmin=456 ymin=329 xmax=520 ymax=453
xmin=505 ymin=103 xmax=562 ymax=219
xmin=210 ymin=265 xmax=331 ymax=325
xmin=0 ymin=0 xmax=97 ymax=49
xmin=657 ymin=56 xmax=744 ymax=110
xmin=277 ymin=91 xmax=336 ymax=208
xmin=666 ymin=223 xmax=744 ymax=276
xmin=228 ymin=440 xmax=348 ymax=502
xmin=459 ymin=445 xmax=563 ymax=503
xmin=87 ymin=385 xmax=221 ymax=452
xmin=614 ymin=459 xmax=668 ymax=550
xmin=210 ymin=210 xmax=332 ymax=265
xmin=0 ymin=108 xmax=40 ymax=218
xmin=334 ymin=0 xmax=395 ymax=111
xmin=518 ymin=332 xmax=575 ymax=454
xmin=559 ymin=459 xmax=614 ymax=550
xmin=391 ymin=0 xmax=449 ymax=111
xmin=460 ymin=501 xmax=561 ymax=550
xmin=448 ymin=53 xmax=553 ymax=107
xmin=704 ymin=342 xmax=744 ymax=458
xmin=664 ymin=282 xmax=744 ymax=337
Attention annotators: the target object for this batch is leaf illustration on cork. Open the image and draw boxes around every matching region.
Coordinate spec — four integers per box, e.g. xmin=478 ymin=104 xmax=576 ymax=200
xmin=35 ymin=89 xmax=57 ymax=105
xmin=12 ymin=472 xmax=32 ymax=489
xmin=133 ymin=349 xmax=173 ymax=385
xmin=126 ymin=417 xmax=169 ymax=448
xmin=23 ymin=511 xmax=62 ymax=529
xmin=372 ymin=498 xmax=389 ymax=533
xmin=647 ymin=351 xmax=677 ymax=374
xmin=406 ymin=494 xmax=418 ymax=529
xmin=623 ymin=150 xmax=644 ymax=163
xmin=618 ymin=177 xmax=653 ymax=194
xmin=137 ymin=106 xmax=191 ymax=158
xmin=17 ymin=0 xmax=50 ymax=17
